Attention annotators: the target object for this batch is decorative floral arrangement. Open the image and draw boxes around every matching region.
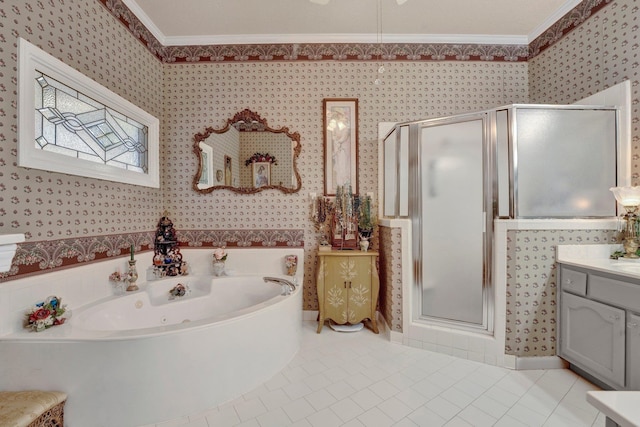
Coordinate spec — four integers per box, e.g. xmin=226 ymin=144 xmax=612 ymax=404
xmin=245 ymin=152 xmax=277 ymax=167
xmin=357 ymin=194 xmax=377 ymax=235
xmin=285 ymin=254 xmax=298 ymax=276
xmin=213 ymin=247 xmax=228 ymax=262
xmin=109 ymin=270 xmax=124 ymax=282
xmin=25 ymin=296 xmax=67 ymax=332
xmin=335 ymin=183 xmax=357 ymax=236
xmin=335 ymin=183 xmax=355 ymax=228
xmin=311 ymin=195 xmax=333 ymax=246
xmin=168 ymin=283 xmax=190 ymax=299
xmin=285 ymin=255 xmax=297 ymax=269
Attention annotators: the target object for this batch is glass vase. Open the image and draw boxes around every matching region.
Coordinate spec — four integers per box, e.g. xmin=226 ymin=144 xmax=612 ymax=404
xmin=212 ymin=260 xmax=226 ymax=276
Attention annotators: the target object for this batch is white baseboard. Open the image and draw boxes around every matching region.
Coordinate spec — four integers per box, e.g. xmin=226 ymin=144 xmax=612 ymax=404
xmin=303 ymin=310 xmax=318 ymax=321
xmin=513 ymin=355 xmax=568 ymax=370
xmin=389 ymin=330 xmax=403 ymax=344
xmin=375 ymin=311 xmax=387 ymax=335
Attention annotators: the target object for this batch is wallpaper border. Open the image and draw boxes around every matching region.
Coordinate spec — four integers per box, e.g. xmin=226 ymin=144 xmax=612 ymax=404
xmin=97 ymin=0 xmax=612 ymax=63
xmin=528 ymin=0 xmax=613 ymax=58
xmin=159 ymin=43 xmax=529 ymax=63
xmin=1 ymin=230 xmax=304 ymax=282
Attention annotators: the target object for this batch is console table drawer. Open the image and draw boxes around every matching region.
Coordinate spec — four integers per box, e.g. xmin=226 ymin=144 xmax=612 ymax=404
xmin=560 ymin=267 xmax=587 ymax=296
xmin=589 ymin=275 xmax=640 ymax=311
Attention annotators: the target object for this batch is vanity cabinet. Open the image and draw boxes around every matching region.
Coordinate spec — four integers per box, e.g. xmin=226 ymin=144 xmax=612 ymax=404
xmin=628 ymin=312 xmax=640 ymax=390
xmin=560 ymin=292 xmax=626 ymax=388
xmin=316 ymin=251 xmax=379 ymax=334
xmin=559 ymin=264 xmax=640 ymax=390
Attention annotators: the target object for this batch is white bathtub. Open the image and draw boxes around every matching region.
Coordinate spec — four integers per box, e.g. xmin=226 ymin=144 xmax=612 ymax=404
xmin=0 ymin=249 xmax=304 ymax=426
xmin=75 ymin=275 xmax=287 ymax=333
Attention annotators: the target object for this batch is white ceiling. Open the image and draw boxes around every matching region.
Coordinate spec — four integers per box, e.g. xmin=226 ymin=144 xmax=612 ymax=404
xmin=123 ymin=0 xmax=581 ymax=46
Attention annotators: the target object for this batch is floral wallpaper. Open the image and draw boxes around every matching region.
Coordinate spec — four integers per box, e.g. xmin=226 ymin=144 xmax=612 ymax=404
xmin=162 ymin=60 xmax=528 ymax=309
xmin=528 ymin=0 xmax=614 ymax=58
xmin=529 ymin=0 xmax=639 ymax=179
xmin=378 ymin=226 xmax=403 ymax=332
xmin=514 ymin=0 xmax=640 ymax=357
xmin=200 ymin=126 xmax=240 ymax=187
xmin=239 ymin=132 xmax=292 ymax=188
xmin=1 ymin=0 xmax=634 ymax=341
xmin=505 ymin=229 xmax=618 ymax=357
xmin=0 ymin=0 xmax=163 ymax=277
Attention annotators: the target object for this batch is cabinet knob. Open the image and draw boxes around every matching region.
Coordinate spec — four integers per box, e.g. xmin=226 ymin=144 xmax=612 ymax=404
xmin=566 ymin=279 xmax=573 ymax=285
xmin=628 ymin=322 xmax=639 ymax=328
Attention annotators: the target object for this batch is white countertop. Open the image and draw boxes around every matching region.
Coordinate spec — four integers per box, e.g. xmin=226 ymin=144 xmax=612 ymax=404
xmin=556 ymin=244 xmax=640 ymax=280
xmin=587 ymin=391 xmax=640 ymax=427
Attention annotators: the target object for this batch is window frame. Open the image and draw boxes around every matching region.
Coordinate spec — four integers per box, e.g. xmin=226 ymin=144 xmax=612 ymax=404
xmin=17 ymin=38 xmax=160 ymax=188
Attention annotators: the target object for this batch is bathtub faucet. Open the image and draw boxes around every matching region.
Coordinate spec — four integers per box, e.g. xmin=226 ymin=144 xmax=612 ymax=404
xmin=263 ymin=277 xmax=296 ymax=295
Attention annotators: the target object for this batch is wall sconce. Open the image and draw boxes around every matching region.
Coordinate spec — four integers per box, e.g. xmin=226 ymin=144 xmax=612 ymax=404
xmin=611 ymin=186 xmax=640 ymax=258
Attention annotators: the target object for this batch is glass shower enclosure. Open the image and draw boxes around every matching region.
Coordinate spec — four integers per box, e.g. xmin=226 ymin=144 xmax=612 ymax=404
xmin=383 ymin=105 xmax=618 ymax=331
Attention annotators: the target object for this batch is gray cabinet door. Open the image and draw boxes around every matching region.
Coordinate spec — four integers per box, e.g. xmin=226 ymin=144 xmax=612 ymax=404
xmin=560 ymin=292 xmax=626 ymax=389
xmin=628 ymin=312 xmax=640 ymax=390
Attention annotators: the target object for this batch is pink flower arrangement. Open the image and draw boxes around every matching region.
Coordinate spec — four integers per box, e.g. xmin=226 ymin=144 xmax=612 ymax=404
xmin=109 ymin=270 xmax=124 ymax=282
xmin=212 ymin=247 xmax=228 ymax=262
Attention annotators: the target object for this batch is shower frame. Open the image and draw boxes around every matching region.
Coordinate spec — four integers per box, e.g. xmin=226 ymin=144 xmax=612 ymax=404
xmin=383 ymin=104 xmax=619 ymax=334
xmin=409 ymin=112 xmax=494 ymax=332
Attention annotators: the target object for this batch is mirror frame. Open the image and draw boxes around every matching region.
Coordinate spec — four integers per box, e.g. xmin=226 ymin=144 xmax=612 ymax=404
xmin=192 ymin=109 xmax=302 ymax=194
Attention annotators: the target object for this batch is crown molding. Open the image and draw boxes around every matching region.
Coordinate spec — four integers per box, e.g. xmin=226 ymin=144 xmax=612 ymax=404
xmin=164 ymin=33 xmax=528 ymax=47
xmin=120 ymin=0 xmax=167 ymax=45
xmin=528 ymin=0 xmax=583 ymax=41
xmin=105 ymin=0 xmax=614 ymax=62
xmin=119 ymin=0 xmax=528 ymax=47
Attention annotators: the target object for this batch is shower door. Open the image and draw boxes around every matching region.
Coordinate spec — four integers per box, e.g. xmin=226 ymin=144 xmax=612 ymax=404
xmin=415 ymin=113 xmax=491 ymax=329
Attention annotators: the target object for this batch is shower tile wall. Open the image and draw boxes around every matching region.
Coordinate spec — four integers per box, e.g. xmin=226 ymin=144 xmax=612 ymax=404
xmin=162 ymin=61 xmax=528 ymax=309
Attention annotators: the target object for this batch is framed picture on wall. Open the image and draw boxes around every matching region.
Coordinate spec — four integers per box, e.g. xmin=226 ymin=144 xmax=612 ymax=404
xmin=323 ymin=98 xmax=358 ymax=196
xmin=252 ymin=162 xmax=270 ymax=188
xmin=224 ymin=155 xmax=232 ymax=186
xmin=198 ymin=144 xmax=213 ymax=188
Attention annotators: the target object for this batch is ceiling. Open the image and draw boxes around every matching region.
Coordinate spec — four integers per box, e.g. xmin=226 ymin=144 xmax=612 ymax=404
xmin=122 ymin=0 xmax=581 ymax=47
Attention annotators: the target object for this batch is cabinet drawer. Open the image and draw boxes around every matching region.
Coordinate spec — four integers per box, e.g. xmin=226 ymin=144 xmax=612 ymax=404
xmin=589 ymin=275 xmax=640 ymax=311
xmin=560 ymin=267 xmax=587 ymax=296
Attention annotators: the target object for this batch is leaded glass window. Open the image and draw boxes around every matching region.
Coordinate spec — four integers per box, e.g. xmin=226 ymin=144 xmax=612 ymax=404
xmin=34 ymin=72 xmax=148 ymax=173
xmin=18 ymin=38 xmax=159 ymax=188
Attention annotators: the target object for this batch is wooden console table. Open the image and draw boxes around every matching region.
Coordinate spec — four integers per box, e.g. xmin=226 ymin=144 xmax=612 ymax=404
xmin=316 ymin=250 xmax=379 ymax=334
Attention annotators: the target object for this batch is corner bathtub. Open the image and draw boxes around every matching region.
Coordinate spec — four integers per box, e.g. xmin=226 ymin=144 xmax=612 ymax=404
xmin=0 ymin=274 xmax=302 ymax=426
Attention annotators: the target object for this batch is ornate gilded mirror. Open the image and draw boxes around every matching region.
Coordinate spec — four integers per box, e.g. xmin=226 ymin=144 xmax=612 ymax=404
xmin=193 ymin=109 xmax=302 ymax=194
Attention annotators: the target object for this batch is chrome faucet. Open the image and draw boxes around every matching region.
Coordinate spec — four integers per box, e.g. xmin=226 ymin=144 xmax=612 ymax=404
xmin=263 ymin=277 xmax=296 ymax=295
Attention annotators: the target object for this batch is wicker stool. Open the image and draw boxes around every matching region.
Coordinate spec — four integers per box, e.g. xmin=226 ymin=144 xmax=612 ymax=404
xmin=0 ymin=391 xmax=67 ymax=427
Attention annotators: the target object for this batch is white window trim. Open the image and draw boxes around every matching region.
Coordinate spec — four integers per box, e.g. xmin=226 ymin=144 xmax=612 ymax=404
xmin=17 ymin=38 xmax=160 ymax=188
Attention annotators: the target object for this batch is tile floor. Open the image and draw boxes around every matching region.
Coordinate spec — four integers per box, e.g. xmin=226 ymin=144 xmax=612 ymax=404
xmin=152 ymin=321 xmax=605 ymax=427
